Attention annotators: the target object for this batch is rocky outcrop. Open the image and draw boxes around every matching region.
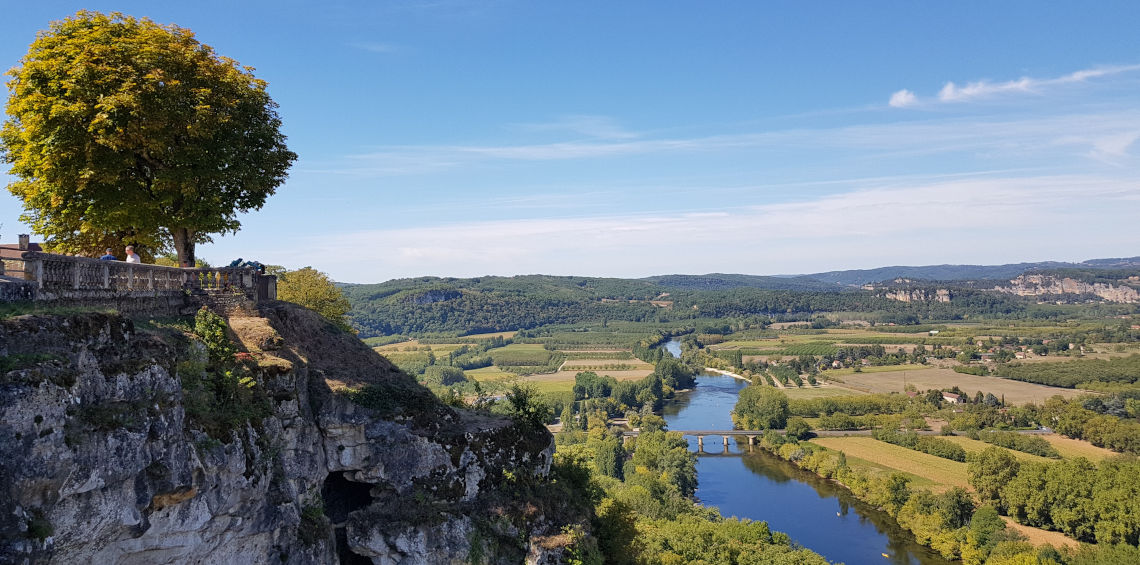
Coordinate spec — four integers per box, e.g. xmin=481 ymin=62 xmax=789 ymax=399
xmin=995 ymin=275 xmax=1140 ymax=303
xmin=882 ymin=287 xmax=952 ymax=303
xmin=0 ymin=303 xmax=570 ymax=564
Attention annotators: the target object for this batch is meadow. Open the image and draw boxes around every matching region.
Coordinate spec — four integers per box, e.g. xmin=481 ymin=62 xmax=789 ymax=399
xmin=836 ymin=367 xmax=1086 ymax=404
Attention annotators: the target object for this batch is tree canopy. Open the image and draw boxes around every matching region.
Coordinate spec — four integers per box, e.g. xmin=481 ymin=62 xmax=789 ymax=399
xmin=1 ymin=11 xmax=295 ymax=263
xmin=276 ymin=267 xmax=354 ymax=334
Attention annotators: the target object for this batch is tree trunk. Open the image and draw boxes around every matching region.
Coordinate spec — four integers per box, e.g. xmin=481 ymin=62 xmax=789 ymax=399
xmin=171 ymin=227 xmax=196 ymax=267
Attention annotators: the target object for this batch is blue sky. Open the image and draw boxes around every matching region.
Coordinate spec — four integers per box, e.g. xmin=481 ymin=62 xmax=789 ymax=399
xmin=3 ymin=1 xmax=1139 ymax=282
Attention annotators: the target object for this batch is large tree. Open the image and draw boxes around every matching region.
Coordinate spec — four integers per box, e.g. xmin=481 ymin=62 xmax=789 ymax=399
xmin=1 ymin=11 xmax=295 ymax=264
xmin=276 ymin=267 xmax=355 ymax=334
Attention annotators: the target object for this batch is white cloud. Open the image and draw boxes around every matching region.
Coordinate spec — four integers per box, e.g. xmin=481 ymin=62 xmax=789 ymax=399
xmin=887 ymin=64 xmax=1140 ymax=106
xmin=337 ymin=109 xmax=1140 ymax=172
xmin=286 ymin=175 xmax=1140 ymax=282
xmin=1088 ymin=131 xmax=1140 ymax=164
xmin=888 ymin=89 xmax=918 ymax=108
xmin=513 ymin=115 xmax=638 ymax=140
xmin=939 ymin=77 xmax=1033 ymax=102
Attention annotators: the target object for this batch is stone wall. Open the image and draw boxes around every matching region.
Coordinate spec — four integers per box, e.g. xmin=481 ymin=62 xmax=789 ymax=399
xmin=2 ymin=252 xmax=277 ymax=317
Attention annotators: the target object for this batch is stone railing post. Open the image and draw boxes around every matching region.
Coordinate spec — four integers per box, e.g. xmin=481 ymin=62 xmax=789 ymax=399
xmin=147 ymin=269 xmax=155 ymax=291
xmin=29 ymin=257 xmax=44 ymax=289
xmin=73 ymin=261 xmax=81 ymax=290
xmin=102 ymin=263 xmax=110 ymax=289
xmin=126 ymin=265 xmax=133 ymax=290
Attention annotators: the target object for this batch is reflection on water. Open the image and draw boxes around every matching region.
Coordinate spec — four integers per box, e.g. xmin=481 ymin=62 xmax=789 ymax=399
xmin=659 ymin=362 xmax=952 ymax=565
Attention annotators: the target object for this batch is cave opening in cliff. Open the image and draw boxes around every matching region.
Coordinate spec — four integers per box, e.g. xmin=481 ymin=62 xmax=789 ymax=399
xmin=322 ymin=472 xmax=375 ymax=565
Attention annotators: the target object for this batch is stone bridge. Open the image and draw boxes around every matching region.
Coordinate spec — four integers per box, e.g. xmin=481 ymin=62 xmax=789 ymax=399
xmin=1 ymin=250 xmax=276 ymax=315
xmin=621 ymin=429 xmax=774 ymax=452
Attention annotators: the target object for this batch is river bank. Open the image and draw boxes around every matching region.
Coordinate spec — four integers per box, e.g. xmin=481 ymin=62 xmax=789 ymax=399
xmin=703 ymin=367 xmax=752 ymax=382
xmin=662 ymin=372 xmax=952 ymax=565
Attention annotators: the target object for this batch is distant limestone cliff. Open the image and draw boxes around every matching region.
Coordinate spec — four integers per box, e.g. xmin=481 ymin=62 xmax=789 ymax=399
xmin=995 ymin=274 xmax=1140 ymax=303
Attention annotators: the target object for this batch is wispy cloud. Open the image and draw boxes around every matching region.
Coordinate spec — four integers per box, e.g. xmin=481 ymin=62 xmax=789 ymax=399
xmin=512 ymin=115 xmax=639 ymax=140
xmin=290 ymin=174 xmax=1140 ymax=282
xmin=889 ymin=64 xmax=1140 ymax=107
xmin=1087 ymin=131 xmax=1140 ymax=165
xmin=334 ymin=110 xmax=1140 ymax=174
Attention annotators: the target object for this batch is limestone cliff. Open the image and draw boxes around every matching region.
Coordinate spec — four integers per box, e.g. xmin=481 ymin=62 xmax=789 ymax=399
xmin=0 ymin=302 xmax=576 ymax=564
xmin=995 ymin=274 xmax=1140 ymax=303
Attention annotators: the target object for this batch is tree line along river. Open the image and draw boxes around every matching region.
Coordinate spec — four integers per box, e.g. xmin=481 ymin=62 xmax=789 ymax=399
xmin=659 ymin=340 xmax=952 ymax=565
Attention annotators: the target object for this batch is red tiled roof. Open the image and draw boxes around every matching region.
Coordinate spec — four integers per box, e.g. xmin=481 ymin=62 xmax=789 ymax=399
xmin=0 ymin=243 xmax=44 ymax=260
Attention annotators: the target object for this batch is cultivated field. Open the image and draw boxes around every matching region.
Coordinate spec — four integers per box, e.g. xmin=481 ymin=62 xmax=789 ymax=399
xmin=940 ymin=436 xmax=1052 ymax=463
xmin=1041 ymin=435 xmax=1118 ymax=462
xmin=560 ymin=358 xmax=653 ymax=370
xmin=1003 ymin=518 xmax=1080 ymax=549
xmin=834 ymin=367 xmax=1085 ymax=404
xmin=464 ymin=366 xmax=516 ymax=382
xmin=518 ymin=368 xmax=656 ymax=394
xmin=781 ymin=385 xmax=862 ymax=399
xmin=809 ymin=436 xmax=970 ymax=491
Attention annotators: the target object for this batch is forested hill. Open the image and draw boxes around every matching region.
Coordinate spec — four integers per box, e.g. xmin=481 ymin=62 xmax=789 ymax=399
xmin=342 ymin=274 xmax=1046 ymax=338
xmin=802 ymin=257 xmax=1140 ymax=287
xmin=641 ymin=273 xmax=843 ymax=291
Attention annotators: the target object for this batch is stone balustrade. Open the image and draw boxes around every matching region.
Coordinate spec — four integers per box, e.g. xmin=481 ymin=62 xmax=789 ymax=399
xmin=2 ymin=251 xmax=276 ymax=311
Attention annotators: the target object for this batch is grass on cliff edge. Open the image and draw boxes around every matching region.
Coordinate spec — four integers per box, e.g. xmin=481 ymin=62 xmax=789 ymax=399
xmin=0 ymin=301 xmax=118 ymax=320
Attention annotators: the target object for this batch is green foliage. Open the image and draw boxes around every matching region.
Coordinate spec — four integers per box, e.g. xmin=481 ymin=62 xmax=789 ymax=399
xmin=277 ymin=267 xmax=355 ymax=334
xmin=182 ymin=308 xmax=271 ymax=440
xmin=994 ymin=355 xmax=1140 ymax=388
xmin=505 ymin=385 xmax=549 ymax=430
xmin=974 ymin=430 xmax=1061 ymax=458
xmin=968 ymin=447 xmax=1020 ymax=508
xmin=1041 ymin=396 xmax=1140 ymax=455
xmin=297 ymin=501 xmax=329 ymax=546
xmin=422 ymin=365 xmax=469 ymax=387
xmin=954 ymin=364 xmax=989 ymax=376
xmin=556 ymin=424 xmax=832 ymax=564
xmin=628 ymin=431 xmax=698 ymax=498
xmin=195 ymin=308 xmax=236 ymax=366
xmin=785 ymin=417 xmax=812 ymax=440
xmin=1 ymin=11 xmax=296 ymax=263
xmin=732 ymin=386 xmax=788 ymax=430
xmin=972 ymin=452 xmax=1140 ymax=545
xmin=789 ymin=393 xmax=912 ymax=417
xmin=25 ymin=511 xmax=52 ymax=541
xmin=872 ymin=428 xmax=967 ymax=461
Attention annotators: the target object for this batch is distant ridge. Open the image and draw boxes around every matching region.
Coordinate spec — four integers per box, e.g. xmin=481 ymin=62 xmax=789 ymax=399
xmin=799 ymin=257 xmax=1140 ymax=287
xmin=640 ymin=273 xmax=845 ymax=292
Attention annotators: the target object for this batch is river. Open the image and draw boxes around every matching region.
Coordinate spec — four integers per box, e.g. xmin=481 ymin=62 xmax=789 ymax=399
xmin=658 ymin=339 xmax=951 ymax=565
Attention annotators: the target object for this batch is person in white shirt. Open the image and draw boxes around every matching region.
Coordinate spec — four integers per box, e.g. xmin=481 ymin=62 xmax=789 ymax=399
xmin=125 ymin=245 xmax=141 ymax=264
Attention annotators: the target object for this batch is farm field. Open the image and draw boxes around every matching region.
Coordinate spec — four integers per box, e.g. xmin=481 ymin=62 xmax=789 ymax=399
xmin=464 ymin=366 xmax=516 ymax=382
xmin=463 ymin=330 xmax=518 ymax=339
xmin=836 ymin=367 xmax=1085 ymax=404
xmin=822 ymin=364 xmax=926 ymax=377
xmin=830 ymin=452 xmax=937 ymax=489
xmin=1002 ymin=518 xmax=1080 ymax=549
xmin=781 ymin=385 xmax=861 ymax=399
xmin=1040 ymin=434 xmax=1118 ymax=462
xmin=560 ymin=358 xmax=653 ymax=370
xmin=518 ymin=368 xmax=655 ymax=394
xmin=809 ymin=436 xmax=970 ymax=491
xmin=940 ymin=436 xmax=1053 ymax=463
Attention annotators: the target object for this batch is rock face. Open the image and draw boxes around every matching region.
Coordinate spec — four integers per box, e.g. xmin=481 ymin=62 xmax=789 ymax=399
xmin=882 ymin=287 xmax=952 ymax=303
xmin=0 ymin=303 xmax=567 ymax=564
xmin=995 ymin=275 xmax=1140 ymax=303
